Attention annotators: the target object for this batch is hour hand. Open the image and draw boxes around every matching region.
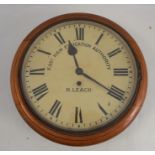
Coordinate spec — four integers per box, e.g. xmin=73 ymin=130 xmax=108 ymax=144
xmin=68 ymin=41 xmax=77 ymax=55
xmin=68 ymin=41 xmax=80 ymax=68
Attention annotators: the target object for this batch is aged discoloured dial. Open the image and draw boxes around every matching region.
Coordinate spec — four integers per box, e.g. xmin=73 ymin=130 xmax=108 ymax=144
xmin=21 ymin=20 xmax=138 ymax=132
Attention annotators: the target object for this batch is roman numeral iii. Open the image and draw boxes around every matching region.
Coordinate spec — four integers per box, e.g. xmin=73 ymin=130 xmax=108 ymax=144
xmin=49 ymin=100 xmax=62 ymax=118
xmin=30 ymin=68 xmax=45 ymax=75
xmin=32 ymin=83 xmax=48 ymax=100
xmin=113 ymin=68 xmax=128 ymax=76
xmin=75 ymin=107 xmax=83 ymax=123
xmin=54 ymin=32 xmax=65 ymax=44
xmin=75 ymin=28 xmax=84 ymax=40
xmin=108 ymin=85 xmax=125 ymax=101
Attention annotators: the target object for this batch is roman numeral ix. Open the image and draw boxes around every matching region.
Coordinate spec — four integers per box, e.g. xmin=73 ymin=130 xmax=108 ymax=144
xmin=108 ymin=85 xmax=125 ymax=101
xmin=113 ymin=68 xmax=129 ymax=76
xmin=49 ymin=100 xmax=62 ymax=118
xmin=75 ymin=28 xmax=84 ymax=40
xmin=32 ymin=83 xmax=48 ymax=100
xmin=75 ymin=107 xmax=83 ymax=123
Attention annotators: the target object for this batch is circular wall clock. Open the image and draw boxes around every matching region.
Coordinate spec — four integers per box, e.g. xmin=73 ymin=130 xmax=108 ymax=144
xmin=11 ymin=13 xmax=147 ymax=146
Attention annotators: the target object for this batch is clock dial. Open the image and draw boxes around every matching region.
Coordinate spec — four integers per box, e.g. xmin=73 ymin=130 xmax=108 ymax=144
xmin=21 ymin=20 xmax=138 ymax=132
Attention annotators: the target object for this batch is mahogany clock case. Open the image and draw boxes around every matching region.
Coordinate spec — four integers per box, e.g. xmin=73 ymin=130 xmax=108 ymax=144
xmin=11 ymin=13 xmax=147 ymax=146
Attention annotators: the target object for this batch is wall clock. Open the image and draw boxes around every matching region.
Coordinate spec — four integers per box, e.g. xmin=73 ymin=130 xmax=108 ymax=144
xmin=11 ymin=13 xmax=147 ymax=146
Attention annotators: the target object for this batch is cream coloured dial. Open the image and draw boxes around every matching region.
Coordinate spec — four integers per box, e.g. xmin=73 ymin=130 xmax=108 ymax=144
xmin=21 ymin=20 xmax=138 ymax=132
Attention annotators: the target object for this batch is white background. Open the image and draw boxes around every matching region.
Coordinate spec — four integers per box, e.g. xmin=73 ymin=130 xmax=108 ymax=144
xmin=0 ymin=4 xmax=154 ymax=150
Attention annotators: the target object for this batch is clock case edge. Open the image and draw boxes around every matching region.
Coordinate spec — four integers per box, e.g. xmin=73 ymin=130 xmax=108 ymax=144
xmin=10 ymin=13 xmax=147 ymax=146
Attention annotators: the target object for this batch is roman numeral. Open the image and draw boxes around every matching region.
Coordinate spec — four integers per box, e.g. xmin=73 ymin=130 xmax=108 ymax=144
xmin=75 ymin=107 xmax=83 ymax=123
xmin=54 ymin=32 xmax=65 ymax=44
xmin=30 ymin=68 xmax=45 ymax=75
xmin=37 ymin=49 xmax=51 ymax=55
xmin=75 ymin=28 xmax=84 ymax=40
xmin=49 ymin=100 xmax=62 ymax=118
xmin=32 ymin=83 xmax=48 ymax=100
xmin=95 ymin=33 xmax=103 ymax=45
xmin=98 ymin=103 xmax=108 ymax=115
xmin=108 ymin=48 xmax=121 ymax=58
xmin=108 ymin=85 xmax=125 ymax=101
xmin=113 ymin=68 xmax=128 ymax=76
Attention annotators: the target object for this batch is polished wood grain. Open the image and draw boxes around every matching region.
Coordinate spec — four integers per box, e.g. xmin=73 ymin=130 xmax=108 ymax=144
xmin=11 ymin=13 xmax=147 ymax=146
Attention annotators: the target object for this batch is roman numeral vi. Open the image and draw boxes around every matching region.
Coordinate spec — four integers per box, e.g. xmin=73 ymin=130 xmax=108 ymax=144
xmin=75 ymin=107 xmax=83 ymax=123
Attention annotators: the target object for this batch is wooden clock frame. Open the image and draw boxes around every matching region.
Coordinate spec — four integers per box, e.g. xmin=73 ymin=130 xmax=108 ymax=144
xmin=11 ymin=13 xmax=147 ymax=146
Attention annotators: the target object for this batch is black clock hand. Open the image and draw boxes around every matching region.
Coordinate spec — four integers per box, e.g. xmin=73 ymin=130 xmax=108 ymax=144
xmin=68 ymin=41 xmax=109 ymax=91
xmin=68 ymin=41 xmax=80 ymax=68
xmin=75 ymin=68 xmax=110 ymax=91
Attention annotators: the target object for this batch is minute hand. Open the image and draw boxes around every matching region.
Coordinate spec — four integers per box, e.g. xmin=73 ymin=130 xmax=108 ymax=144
xmin=81 ymin=72 xmax=109 ymax=91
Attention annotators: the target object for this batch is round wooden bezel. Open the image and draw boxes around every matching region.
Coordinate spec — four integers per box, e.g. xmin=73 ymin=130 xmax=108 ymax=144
xmin=11 ymin=13 xmax=147 ymax=146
